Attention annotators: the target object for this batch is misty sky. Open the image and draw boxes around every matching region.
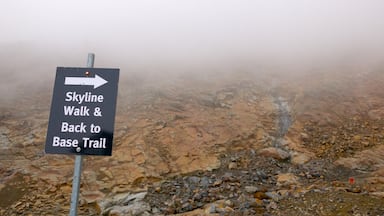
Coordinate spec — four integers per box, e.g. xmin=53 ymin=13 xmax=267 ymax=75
xmin=1 ymin=0 xmax=384 ymax=72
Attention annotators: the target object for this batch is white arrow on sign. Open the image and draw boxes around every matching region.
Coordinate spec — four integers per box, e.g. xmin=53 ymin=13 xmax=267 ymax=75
xmin=64 ymin=75 xmax=108 ymax=89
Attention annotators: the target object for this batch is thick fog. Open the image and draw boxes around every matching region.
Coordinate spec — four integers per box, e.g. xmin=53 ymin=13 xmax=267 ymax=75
xmin=1 ymin=0 xmax=384 ymax=95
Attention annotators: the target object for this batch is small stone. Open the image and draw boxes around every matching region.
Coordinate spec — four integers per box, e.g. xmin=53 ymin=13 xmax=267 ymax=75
xmin=254 ymin=198 xmax=264 ymax=206
xmin=257 ymin=171 xmax=268 ymax=179
xmin=206 ymin=204 xmax=216 ymax=214
xmin=200 ymin=177 xmax=210 ymax=188
xmin=34 ymin=200 xmax=41 ymax=206
xmin=291 ymin=152 xmax=311 ymax=165
xmin=353 ymin=135 xmax=361 ymax=141
xmin=267 ymin=201 xmax=278 ymax=210
xmin=346 ymin=187 xmax=362 ymax=193
xmin=181 ymin=202 xmax=193 ymax=211
xmin=265 ymin=191 xmax=280 ymax=201
xmin=254 ymin=191 xmax=269 ymax=200
xmin=152 ymin=207 xmax=161 ymax=214
xmin=224 ymin=206 xmax=234 ymax=212
xmin=301 ymin=132 xmax=309 ymax=140
xmin=213 ymin=179 xmax=223 ymax=186
xmin=48 ymin=186 xmax=57 ymax=193
xmin=258 ymin=147 xmax=290 ymax=160
xmin=276 ymin=173 xmax=299 ymax=187
xmin=188 ymin=176 xmax=201 ymax=184
xmin=222 ymin=172 xmax=234 ymax=181
xmin=224 ymin=199 xmax=233 ymax=207
xmin=245 ymin=186 xmax=259 ymax=193
xmin=82 ymin=190 xmax=105 ymax=204
xmin=370 ymin=192 xmax=384 ymax=197
xmin=228 ymin=162 xmax=237 ymax=169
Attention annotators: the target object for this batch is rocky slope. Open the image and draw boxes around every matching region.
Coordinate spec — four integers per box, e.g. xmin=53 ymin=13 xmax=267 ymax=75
xmin=1 ymin=69 xmax=384 ymax=215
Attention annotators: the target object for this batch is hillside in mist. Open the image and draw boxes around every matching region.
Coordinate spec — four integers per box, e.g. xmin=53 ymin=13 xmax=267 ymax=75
xmin=1 ymin=63 xmax=384 ymax=215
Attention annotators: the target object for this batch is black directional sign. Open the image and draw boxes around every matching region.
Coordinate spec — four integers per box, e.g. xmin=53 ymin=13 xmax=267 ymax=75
xmin=45 ymin=67 xmax=119 ymax=156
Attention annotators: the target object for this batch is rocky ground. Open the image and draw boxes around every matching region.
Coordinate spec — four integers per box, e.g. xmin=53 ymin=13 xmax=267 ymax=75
xmin=1 ymin=68 xmax=384 ymax=215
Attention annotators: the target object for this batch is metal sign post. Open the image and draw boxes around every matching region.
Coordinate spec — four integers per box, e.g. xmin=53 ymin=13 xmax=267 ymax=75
xmin=45 ymin=53 xmax=119 ymax=215
xmin=69 ymin=53 xmax=94 ymax=216
xmin=69 ymin=155 xmax=83 ymax=216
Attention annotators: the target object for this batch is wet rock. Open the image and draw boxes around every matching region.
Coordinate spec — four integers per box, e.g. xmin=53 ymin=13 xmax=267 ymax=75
xmin=0 ymin=126 xmax=11 ymax=149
